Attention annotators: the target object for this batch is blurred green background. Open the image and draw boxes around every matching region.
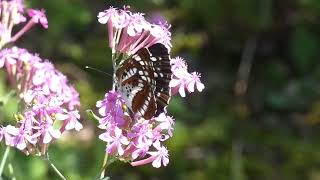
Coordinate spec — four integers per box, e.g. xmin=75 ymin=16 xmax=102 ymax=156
xmin=1 ymin=0 xmax=320 ymax=179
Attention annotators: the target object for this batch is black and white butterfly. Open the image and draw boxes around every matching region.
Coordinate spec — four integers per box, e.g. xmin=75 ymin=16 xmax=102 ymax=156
xmin=115 ymin=43 xmax=172 ymax=119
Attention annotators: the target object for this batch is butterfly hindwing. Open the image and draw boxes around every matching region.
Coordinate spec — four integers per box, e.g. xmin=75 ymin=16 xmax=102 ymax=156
xmin=116 ymin=43 xmax=172 ymax=119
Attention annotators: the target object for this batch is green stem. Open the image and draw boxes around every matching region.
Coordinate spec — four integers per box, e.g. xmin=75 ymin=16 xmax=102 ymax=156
xmin=0 ymin=146 xmax=11 ymax=177
xmin=100 ymin=153 xmax=108 ymax=179
xmin=8 ymin=163 xmax=16 ymax=180
xmin=44 ymin=153 xmax=66 ymax=180
xmin=48 ymin=162 xmax=66 ymax=180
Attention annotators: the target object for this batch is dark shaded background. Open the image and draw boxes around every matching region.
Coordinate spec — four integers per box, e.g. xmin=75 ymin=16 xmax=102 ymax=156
xmin=1 ymin=0 xmax=320 ymax=179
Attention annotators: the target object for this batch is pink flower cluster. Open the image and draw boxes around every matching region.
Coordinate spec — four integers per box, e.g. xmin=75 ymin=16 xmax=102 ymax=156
xmin=97 ymin=91 xmax=173 ymax=168
xmin=96 ymin=6 xmax=205 ymax=168
xmin=98 ymin=6 xmax=172 ymax=55
xmin=0 ymin=0 xmax=48 ymax=48
xmin=169 ymin=57 xmax=205 ymax=97
xmin=0 ymin=47 xmax=81 ymax=155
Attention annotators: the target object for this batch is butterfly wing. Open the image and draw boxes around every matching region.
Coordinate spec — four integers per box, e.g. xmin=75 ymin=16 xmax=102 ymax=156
xmin=116 ymin=43 xmax=172 ymax=119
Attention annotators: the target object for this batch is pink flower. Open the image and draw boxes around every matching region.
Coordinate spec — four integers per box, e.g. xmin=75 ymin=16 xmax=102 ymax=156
xmin=169 ymin=69 xmax=190 ymax=97
xmin=96 ymin=91 xmax=176 ymax=167
xmin=170 ymin=57 xmax=205 ymax=97
xmin=129 ymin=120 xmax=153 ymax=146
xmin=99 ymin=127 xmax=129 ymax=156
xmin=170 ymin=56 xmax=187 ymax=71
xmin=154 ymin=113 xmax=175 ymax=137
xmin=97 ymin=7 xmax=118 ymax=24
xmin=148 ymin=141 xmax=169 ymax=168
xmin=33 ymin=120 xmax=61 ymax=144
xmin=96 ymin=91 xmax=125 ymax=127
xmin=0 ymin=1 xmax=49 ymax=46
xmin=126 ymin=13 xmax=147 ymax=36
xmin=187 ymin=72 xmax=205 ymax=93
xmin=0 ymin=47 xmax=81 ymax=155
xmin=132 ymin=142 xmax=149 ymax=159
xmin=131 ymin=141 xmax=169 ymax=168
xmin=27 ymin=9 xmax=48 ymax=29
xmin=6 ymin=125 xmax=37 ymax=150
xmin=95 ymin=5 xmax=204 ymax=168
xmin=98 ymin=6 xmax=172 ymax=55
xmin=63 ymin=110 xmax=83 ymax=131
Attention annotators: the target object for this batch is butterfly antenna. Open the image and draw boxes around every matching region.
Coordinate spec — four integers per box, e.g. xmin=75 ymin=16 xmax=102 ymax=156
xmin=85 ymin=66 xmax=113 ymax=78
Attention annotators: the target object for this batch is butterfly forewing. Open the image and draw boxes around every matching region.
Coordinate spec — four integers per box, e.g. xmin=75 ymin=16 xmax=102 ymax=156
xmin=116 ymin=43 xmax=172 ymax=119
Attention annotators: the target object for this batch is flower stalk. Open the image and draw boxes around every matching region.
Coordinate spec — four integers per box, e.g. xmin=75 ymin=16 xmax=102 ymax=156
xmin=0 ymin=146 xmax=11 ymax=177
xmin=43 ymin=153 xmax=66 ymax=180
xmin=100 ymin=153 xmax=109 ymax=179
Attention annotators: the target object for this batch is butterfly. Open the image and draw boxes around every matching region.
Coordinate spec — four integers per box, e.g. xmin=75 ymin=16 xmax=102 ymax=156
xmin=115 ymin=43 xmax=172 ymax=120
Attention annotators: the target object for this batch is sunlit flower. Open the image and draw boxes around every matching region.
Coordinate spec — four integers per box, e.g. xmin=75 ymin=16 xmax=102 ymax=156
xmin=154 ymin=113 xmax=175 ymax=137
xmin=131 ymin=141 xmax=169 ymax=168
xmin=170 ymin=57 xmax=204 ymax=97
xmin=187 ymin=72 xmax=205 ymax=93
xmin=0 ymin=47 xmax=81 ymax=155
xmin=63 ymin=110 xmax=83 ymax=131
xmin=99 ymin=126 xmax=129 ymax=155
xmin=98 ymin=6 xmax=172 ymax=55
xmin=96 ymin=5 xmax=204 ymax=168
xmin=148 ymin=141 xmax=169 ymax=168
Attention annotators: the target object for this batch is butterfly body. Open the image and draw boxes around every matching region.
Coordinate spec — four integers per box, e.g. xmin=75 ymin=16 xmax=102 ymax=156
xmin=115 ymin=43 xmax=172 ymax=119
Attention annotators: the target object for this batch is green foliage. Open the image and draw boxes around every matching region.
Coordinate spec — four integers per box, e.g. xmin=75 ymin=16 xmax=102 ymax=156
xmin=1 ymin=0 xmax=320 ymax=179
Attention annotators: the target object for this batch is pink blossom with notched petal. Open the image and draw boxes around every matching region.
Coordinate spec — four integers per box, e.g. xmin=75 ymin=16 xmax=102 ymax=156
xmin=187 ymin=72 xmax=205 ymax=93
xmin=129 ymin=120 xmax=153 ymax=146
xmin=97 ymin=7 xmax=118 ymax=24
xmin=64 ymin=110 xmax=83 ymax=131
xmin=132 ymin=141 xmax=150 ymax=160
xmin=126 ymin=13 xmax=146 ymax=36
xmin=6 ymin=125 xmax=36 ymax=150
xmin=169 ymin=68 xmax=191 ymax=97
xmin=154 ymin=113 xmax=175 ymax=137
xmin=2 ymin=126 xmax=13 ymax=146
xmin=111 ymin=9 xmax=130 ymax=29
xmin=131 ymin=141 xmax=169 ymax=168
xmin=98 ymin=7 xmax=129 ymax=28
xmin=170 ymin=56 xmax=187 ymax=71
xmin=33 ymin=120 xmax=61 ymax=144
xmin=99 ymin=127 xmax=129 ymax=155
xmin=97 ymin=7 xmax=118 ymax=48
xmin=148 ymin=141 xmax=169 ymax=168
xmin=27 ymin=9 xmax=48 ymax=29
xmin=97 ymin=91 xmax=123 ymax=116
xmin=96 ymin=91 xmax=125 ymax=127
xmin=0 ymin=47 xmax=20 ymax=66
